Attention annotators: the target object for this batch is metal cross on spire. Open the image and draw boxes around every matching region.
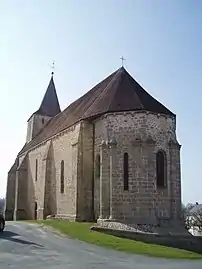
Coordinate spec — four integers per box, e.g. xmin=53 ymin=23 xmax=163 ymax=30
xmin=51 ymin=60 xmax=55 ymax=76
xmin=120 ymin=56 xmax=126 ymax=67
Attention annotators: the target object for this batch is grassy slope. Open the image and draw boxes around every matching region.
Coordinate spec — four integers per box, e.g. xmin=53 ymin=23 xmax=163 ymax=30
xmin=31 ymin=220 xmax=202 ymax=259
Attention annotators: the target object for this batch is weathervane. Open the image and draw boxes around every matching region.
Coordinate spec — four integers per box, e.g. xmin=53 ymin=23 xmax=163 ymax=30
xmin=51 ymin=60 xmax=55 ymax=75
xmin=120 ymin=56 xmax=125 ymax=67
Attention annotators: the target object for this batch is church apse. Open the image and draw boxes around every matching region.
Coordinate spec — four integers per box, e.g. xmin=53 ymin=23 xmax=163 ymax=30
xmin=96 ymin=111 xmax=181 ymax=226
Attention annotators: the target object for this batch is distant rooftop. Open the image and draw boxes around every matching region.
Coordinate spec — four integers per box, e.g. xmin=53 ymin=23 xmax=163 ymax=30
xmin=190 ymin=204 xmax=202 ymax=214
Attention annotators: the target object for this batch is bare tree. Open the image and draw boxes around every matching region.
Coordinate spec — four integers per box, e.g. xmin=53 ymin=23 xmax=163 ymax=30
xmin=181 ymin=203 xmax=194 ymax=230
xmin=190 ymin=204 xmax=202 ymax=232
xmin=182 ymin=202 xmax=202 ymax=234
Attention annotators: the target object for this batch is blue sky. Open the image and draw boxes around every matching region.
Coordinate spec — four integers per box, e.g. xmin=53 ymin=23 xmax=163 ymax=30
xmin=0 ymin=0 xmax=201 ymax=203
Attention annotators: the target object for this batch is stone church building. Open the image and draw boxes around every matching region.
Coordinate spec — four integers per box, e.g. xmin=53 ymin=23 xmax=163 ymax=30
xmin=5 ymin=67 xmax=182 ymax=227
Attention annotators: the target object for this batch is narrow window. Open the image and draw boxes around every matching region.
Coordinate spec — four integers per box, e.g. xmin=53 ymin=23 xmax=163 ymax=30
xmin=123 ymin=153 xmax=129 ymax=190
xmin=42 ymin=118 xmax=44 ymax=124
xmin=35 ymin=159 xmax=38 ymax=181
xmin=60 ymin=160 xmax=64 ymax=193
xmin=156 ymin=151 xmax=167 ymax=188
xmin=95 ymin=154 xmax=100 ymax=178
xmin=35 ymin=202 xmax=37 ymax=220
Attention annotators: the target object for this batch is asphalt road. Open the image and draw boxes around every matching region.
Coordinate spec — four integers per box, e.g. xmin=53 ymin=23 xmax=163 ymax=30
xmin=0 ymin=222 xmax=201 ymax=269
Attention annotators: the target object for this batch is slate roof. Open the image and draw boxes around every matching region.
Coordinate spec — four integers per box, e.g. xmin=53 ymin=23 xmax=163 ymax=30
xmin=28 ymin=75 xmax=61 ymax=121
xmin=18 ymin=67 xmax=175 ymax=155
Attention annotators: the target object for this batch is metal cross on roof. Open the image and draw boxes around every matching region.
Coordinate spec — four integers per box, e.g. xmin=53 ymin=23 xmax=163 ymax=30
xmin=120 ymin=56 xmax=125 ymax=67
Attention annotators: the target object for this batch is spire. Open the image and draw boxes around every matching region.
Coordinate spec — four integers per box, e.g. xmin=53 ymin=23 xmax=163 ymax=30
xmin=35 ymin=75 xmax=61 ymax=117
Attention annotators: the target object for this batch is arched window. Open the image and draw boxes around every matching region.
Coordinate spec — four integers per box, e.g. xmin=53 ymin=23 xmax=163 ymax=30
xmin=60 ymin=160 xmax=64 ymax=193
xmin=35 ymin=159 xmax=38 ymax=181
xmin=123 ymin=153 xmax=129 ymax=190
xmin=156 ymin=151 xmax=167 ymax=188
xmin=95 ymin=154 xmax=100 ymax=178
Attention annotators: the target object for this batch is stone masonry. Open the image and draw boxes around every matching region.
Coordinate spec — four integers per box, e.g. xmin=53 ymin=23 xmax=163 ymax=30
xmin=5 ymin=67 xmax=182 ymax=230
xmin=94 ymin=111 xmax=181 ymax=226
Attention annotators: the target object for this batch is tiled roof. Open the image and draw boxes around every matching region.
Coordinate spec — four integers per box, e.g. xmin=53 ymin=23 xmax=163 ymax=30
xmin=18 ymin=67 xmax=174 ymax=155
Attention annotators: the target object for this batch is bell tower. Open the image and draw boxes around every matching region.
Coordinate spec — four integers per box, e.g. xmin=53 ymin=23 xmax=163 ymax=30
xmin=26 ymin=73 xmax=61 ymax=143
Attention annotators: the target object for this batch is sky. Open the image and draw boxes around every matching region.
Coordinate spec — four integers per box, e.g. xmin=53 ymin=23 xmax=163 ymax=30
xmin=0 ymin=0 xmax=202 ymax=204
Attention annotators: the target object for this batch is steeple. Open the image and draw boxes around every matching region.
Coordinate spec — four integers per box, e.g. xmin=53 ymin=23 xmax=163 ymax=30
xmin=26 ymin=74 xmax=61 ymax=143
xmin=34 ymin=75 xmax=61 ymax=117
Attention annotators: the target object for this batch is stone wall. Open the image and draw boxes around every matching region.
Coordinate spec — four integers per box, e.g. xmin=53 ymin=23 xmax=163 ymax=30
xmin=27 ymin=122 xmax=81 ymax=220
xmin=43 ymin=141 xmax=56 ymax=218
xmin=91 ymin=226 xmax=202 ymax=254
xmin=26 ymin=114 xmax=51 ymax=143
xmin=93 ymin=116 xmax=109 ymax=220
xmin=27 ymin=142 xmax=49 ymax=219
xmin=51 ymin=123 xmax=81 ymax=220
xmin=14 ymin=154 xmax=29 ymax=220
xmin=5 ymin=162 xmax=17 ymax=220
xmin=94 ymin=111 xmax=181 ymax=225
xmin=76 ymin=121 xmax=94 ymax=221
xmin=13 ymin=109 xmax=181 ymax=223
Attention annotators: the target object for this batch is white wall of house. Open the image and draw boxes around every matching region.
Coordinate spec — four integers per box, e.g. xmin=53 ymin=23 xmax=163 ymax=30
xmin=189 ymin=226 xmax=202 ymax=236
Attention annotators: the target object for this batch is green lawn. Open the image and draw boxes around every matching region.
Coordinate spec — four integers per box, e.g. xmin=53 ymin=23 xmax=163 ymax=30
xmin=31 ymin=219 xmax=202 ymax=259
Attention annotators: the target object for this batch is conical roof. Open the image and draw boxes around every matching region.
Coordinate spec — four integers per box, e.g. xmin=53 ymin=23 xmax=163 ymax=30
xmin=33 ymin=75 xmax=61 ymax=118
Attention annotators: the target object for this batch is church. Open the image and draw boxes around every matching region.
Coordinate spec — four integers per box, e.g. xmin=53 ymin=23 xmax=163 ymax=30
xmin=5 ymin=67 xmax=182 ymax=227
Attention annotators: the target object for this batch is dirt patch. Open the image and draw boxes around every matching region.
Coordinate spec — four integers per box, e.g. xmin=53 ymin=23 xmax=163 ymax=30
xmin=40 ymin=224 xmax=69 ymax=238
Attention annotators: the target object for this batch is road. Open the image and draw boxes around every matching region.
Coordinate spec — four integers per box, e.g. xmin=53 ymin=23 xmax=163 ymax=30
xmin=0 ymin=222 xmax=201 ymax=269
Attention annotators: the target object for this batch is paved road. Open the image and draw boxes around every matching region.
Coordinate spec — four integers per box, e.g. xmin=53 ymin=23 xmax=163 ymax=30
xmin=0 ymin=222 xmax=201 ymax=269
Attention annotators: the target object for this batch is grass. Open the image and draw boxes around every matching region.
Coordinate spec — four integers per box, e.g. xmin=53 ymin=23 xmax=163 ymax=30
xmin=30 ymin=219 xmax=202 ymax=259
